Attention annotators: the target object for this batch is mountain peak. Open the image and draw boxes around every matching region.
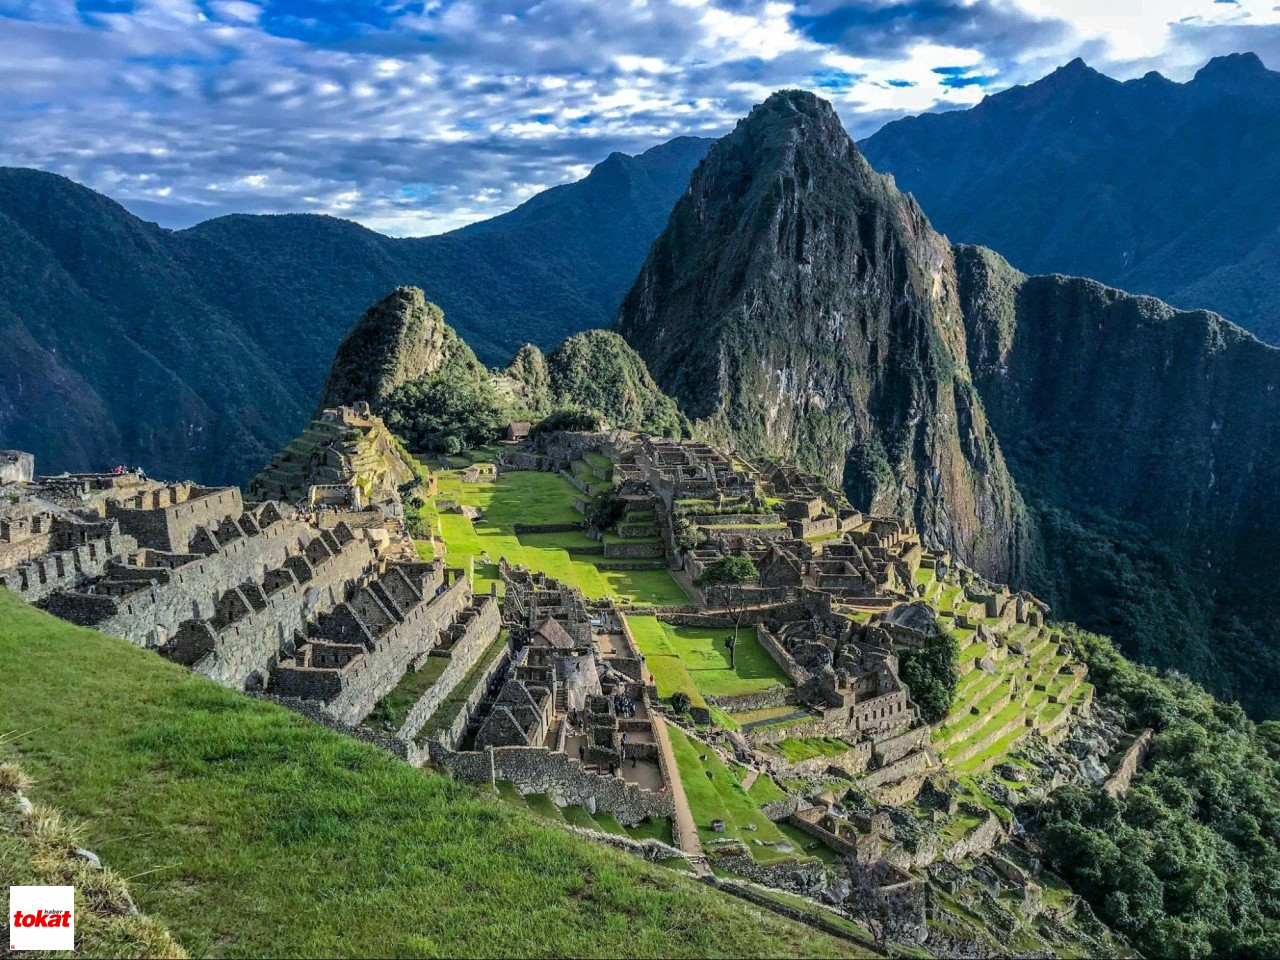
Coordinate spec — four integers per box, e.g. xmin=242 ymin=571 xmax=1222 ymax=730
xmin=318 ymin=286 xmax=472 ymax=412
xmin=1034 ymin=56 xmax=1107 ymax=91
xmin=1193 ymin=51 xmax=1270 ymax=84
xmin=747 ymin=88 xmax=843 ymax=131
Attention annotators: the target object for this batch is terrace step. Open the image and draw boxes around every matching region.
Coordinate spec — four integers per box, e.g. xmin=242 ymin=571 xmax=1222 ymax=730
xmin=740 ymin=710 xmax=812 ymax=733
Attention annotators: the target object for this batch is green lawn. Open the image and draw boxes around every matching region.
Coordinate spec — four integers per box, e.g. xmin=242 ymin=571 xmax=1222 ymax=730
xmin=626 ymin=616 xmax=790 ymax=702
xmin=665 ymin=725 xmax=804 ymax=864
xmin=0 ymin=590 xmax=852 ymax=959
xmin=365 ymin=654 xmax=450 ymax=729
xmin=766 ymin=737 xmax=856 ymax=764
xmin=422 ymin=466 xmax=690 ymax=606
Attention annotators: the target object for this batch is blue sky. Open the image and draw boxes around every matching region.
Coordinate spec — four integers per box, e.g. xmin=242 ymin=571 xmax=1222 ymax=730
xmin=1 ymin=0 xmax=1278 ymax=235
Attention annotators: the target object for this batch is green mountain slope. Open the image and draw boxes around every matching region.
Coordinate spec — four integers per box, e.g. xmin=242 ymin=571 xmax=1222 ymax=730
xmin=319 ymin=288 xmax=687 ymax=449
xmin=0 ymin=588 xmax=855 ymax=959
xmin=860 ymin=53 xmax=1280 ymax=344
xmin=957 ymin=243 xmax=1280 ymax=717
xmin=0 ymin=136 xmax=711 ymax=484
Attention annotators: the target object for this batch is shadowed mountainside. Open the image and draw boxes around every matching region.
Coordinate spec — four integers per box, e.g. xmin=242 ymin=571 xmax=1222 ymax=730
xmin=0 ymin=136 xmax=711 ymax=484
xmin=861 ymin=52 xmax=1280 ymax=344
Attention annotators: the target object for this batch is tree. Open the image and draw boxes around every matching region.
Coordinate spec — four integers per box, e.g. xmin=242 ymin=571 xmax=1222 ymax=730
xmin=898 ymin=634 xmax=960 ymax=723
xmin=695 ymin=556 xmax=759 ymax=670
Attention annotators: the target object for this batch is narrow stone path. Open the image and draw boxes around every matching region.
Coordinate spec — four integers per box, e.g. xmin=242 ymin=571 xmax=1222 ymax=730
xmin=652 ymin=715 xmax=710 ymax=877
xmin=740 ymin=769 xmax=759 ymax=792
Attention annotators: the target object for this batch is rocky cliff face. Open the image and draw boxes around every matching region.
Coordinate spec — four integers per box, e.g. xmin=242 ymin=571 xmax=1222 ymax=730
xmin=318 ymin=287 xmax=478 ymax=410
xmin=957 ymin=244 xmax=1280 ymax=714
xmin=617 ymin=90 xmax=1029 ymax=579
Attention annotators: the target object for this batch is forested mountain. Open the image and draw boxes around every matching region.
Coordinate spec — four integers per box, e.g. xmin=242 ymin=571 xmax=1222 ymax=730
xmin=618 ymin=88 xmax=1280 ymax=719
xmin=0 ymin=136 xmax=711 ymax=484
xmin=957 ymin=244 xmax=1280 ymax=718
xmin=860 ymin=53 xmax=1280 ymax=344
xmin=318 ymin=286 xmax=686 ymax=454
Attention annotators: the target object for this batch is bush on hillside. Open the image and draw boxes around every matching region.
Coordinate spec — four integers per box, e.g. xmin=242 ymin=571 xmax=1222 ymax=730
xmin=382 ymin=365 xmax=509 ymax=454
xmin=898 ymin=634 xmax=959 ymax=724
xmin=1029 ymin=626 xmax=1280 ymax=959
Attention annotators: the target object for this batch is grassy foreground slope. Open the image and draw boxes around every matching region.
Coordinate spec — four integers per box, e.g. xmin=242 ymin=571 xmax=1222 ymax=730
xmin=0 ymin=590 xmax=852 ymax=959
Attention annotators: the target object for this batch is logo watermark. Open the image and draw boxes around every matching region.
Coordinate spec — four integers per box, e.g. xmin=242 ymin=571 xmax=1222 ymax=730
xmin=9 ymin=886 xmax=74 ymax=952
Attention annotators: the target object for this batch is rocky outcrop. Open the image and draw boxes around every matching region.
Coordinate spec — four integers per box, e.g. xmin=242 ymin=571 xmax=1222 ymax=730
xmin=617 ymin=90 xmax=1030 ymax=581
xmin=318 ymin=287 xmax=478 ymax=411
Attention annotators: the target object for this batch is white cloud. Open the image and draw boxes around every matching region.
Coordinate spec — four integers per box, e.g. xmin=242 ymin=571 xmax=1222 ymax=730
xmin=0 ymin=0 xmax=1277 ymax=234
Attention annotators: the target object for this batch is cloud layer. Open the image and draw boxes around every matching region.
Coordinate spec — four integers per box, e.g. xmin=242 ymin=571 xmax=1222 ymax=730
xmin=1 ymin=0 xmax=1277 ymax=235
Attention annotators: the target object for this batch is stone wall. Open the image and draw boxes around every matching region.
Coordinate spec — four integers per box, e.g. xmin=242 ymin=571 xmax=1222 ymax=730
xmin=43 ymin=517 xmax=311 ymax=648
xmin=707 ymin=686 xmax=793 ymax=713
xmin=437 ymin=746 xmax=674 ymax=825
xmin=1104 ymin=728 xmax=1153 ymax=798
xmin=2 ymin=526 xmax=137 ymax=604
xmin=0 ymin=450 xmax=34 ymax=484
xmin=942 ymin=812 xmax=1007 ymax=864
xmin=602 ymin=539 xmax=665 ymax=559
xmin=755 ymin=624 xmax=813 ymax=687
xmin=396 ymin=595 xmax=502 ymax=741
xmin=710 ymin=852 xmax=827 ymax=896
xmin=423 ymin=639 xmax=513 ymax=753
xmin=321 ymin=574 xmax=473 ymax=725
xmin=759 ymin=794 xmax=801 ymax=821
xmin=772 ymin=742 xmax=872 ymax=779
xmin=786 ymin=811 xmax=860 ymax=857
xmin=174 ymin=536 xmax=374 ymax=690
xmin=107 ymin=485 xmax=243 ymax=552
xmin=872 ymin=726 xmax=928 ymax=766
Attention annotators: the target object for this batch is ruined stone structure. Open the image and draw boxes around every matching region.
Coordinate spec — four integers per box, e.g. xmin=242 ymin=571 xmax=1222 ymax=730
xmin=273 ymin=561 xmax=474 ymax=725
xmin=500 ymin=560 xmax=592 ymax=649
xmin=0 ymin=450 xmax=34 ymax=485
xmin=250 ymin=404 xmax=416 ymax=509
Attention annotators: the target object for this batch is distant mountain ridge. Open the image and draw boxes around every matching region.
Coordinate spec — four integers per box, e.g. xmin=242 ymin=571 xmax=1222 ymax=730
xmin=0 ymin=135 xmax=712 ymax=484
xmin=860 ymin=52 xmax=1280 ymax=344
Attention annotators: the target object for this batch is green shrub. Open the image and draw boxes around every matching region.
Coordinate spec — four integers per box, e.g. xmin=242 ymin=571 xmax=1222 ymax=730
xmin=898 ymin=634 xmax=959 ymax=724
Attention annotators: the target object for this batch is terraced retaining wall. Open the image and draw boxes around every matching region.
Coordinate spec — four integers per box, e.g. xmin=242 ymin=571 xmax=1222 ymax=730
xmin=396 ymin=596 xmax=502 ymax=741
xmin=437 ymin=746 xmax=674 ymax=825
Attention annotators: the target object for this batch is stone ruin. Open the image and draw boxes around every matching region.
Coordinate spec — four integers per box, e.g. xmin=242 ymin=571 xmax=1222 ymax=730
xmin=0 ymin=453 xmax=499 ymax=734
xmin=250 ymin=404 xmax=419 ymax=514
xmin=433 ymin=562 xmax=674 ymax=826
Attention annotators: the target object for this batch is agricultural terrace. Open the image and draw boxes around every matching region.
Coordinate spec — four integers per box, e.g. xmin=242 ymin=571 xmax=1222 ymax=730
xmin=917 ymin=557 xmax=1094 ymax=778
xmin=0 ymin=591 xmax=854 ymax=959
xmin=416 ymin=461 xmax=690 ymax=607
xmin=625 ymin=615 xmax=791 ymax=709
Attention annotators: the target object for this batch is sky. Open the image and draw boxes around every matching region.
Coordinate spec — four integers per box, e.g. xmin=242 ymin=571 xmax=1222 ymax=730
xmin=2 ymin=1 xmax=1279 ymax=236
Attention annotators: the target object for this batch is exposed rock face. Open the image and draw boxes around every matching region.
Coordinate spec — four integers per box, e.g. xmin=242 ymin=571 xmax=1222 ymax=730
xmin=617 ymin=90 xmax=1029 ymax=580
xmin=957 ymin=244 xmax=1280 ymax=715
xmin=319 ymin=287 xmax=472 ymax=410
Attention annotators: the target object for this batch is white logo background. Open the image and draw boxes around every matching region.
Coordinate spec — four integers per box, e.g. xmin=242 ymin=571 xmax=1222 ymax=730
xmin=9 ymin=885 xmax=75 ymax=952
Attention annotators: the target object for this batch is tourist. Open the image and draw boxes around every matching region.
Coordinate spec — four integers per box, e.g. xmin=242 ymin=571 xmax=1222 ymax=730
xmin=578 ymin=744 xmax=585 ymax=761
